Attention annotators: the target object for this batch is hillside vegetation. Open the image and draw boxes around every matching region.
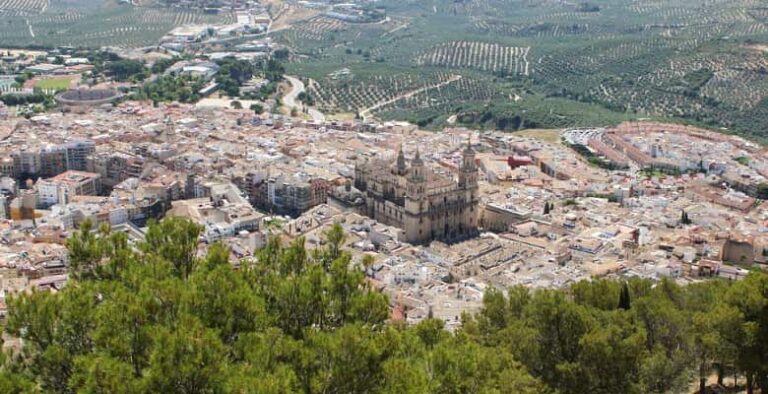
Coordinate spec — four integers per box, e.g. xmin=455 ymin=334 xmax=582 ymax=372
xmin=1 ymin=218 xmax=767 ymax=393
xmin=2 ymin=0 xmax=766 ymax=139
xmin=278 ymin=0 xmax=768 ymax=141
xmin=0 ymin=0 xmax=232 ymax=48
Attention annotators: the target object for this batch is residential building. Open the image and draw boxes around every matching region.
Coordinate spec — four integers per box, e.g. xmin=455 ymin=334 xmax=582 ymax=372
xmin=37 ymin=171 xmax=101 ymax=208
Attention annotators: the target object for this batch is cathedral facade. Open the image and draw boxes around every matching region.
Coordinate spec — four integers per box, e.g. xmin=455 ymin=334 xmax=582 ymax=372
xmin=354 ymin=142 xmax=479 ymax=245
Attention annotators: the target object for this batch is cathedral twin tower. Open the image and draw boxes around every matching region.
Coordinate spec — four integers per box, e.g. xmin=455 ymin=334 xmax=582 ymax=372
xmin=354 ymin=140 xmax=479 ymax=245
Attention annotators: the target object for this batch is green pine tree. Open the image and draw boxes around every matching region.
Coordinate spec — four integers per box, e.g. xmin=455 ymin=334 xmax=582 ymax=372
xmin=618 ymin=281 xmax=631 ymax=310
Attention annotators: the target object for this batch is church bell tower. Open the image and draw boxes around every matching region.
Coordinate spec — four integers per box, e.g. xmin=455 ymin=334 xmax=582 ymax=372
xmin=458 ymin=136 xmax=478 ymax=190
xmin=404 ymin=148 xmax=428 ymax=244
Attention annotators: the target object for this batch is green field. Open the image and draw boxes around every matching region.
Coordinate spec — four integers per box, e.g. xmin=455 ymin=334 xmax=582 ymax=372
xmin=35 ymin=77 xmax=73 ymax=90
xmin=268 ymin=0 xmax=768 ymax=140
xmin=0 ymin=0 xmax=233 ymax=48
xmin=1 ymin=0 xmax=767 ymax=140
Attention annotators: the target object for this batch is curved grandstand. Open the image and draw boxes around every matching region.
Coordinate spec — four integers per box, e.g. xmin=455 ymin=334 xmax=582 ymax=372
xmin=56 ymin=89 xmax=122 ymax=107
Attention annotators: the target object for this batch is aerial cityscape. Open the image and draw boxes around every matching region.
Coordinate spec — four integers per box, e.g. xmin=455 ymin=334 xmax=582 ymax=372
xmin=0 ymin=0 xmax=766 ymax=393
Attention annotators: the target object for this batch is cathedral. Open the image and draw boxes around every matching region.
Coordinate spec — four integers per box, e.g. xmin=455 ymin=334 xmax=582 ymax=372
xmin=354 ymin=141 xmax=479 ymax=245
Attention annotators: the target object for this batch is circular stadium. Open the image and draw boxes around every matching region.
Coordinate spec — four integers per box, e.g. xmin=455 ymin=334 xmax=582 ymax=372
xmin=55 ymin=88 xmax=123 ymax=107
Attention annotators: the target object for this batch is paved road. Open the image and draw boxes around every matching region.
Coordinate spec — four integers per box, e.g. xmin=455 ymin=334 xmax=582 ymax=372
xmin=284 ymin=75 xmax=325 ymax=122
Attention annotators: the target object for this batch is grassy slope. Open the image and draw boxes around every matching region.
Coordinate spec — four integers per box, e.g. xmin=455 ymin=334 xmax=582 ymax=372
xmin=277 ymin=0 xmax=768 ymax=140
xmin=1 ymin=0 xmax=764 ymax=140
xmin=0 ymin=0 xmax=231 ymax=48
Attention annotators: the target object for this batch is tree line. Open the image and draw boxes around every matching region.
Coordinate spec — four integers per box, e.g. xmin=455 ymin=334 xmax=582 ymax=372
xmin=0 ymin=217 xmax=766 ymax=393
